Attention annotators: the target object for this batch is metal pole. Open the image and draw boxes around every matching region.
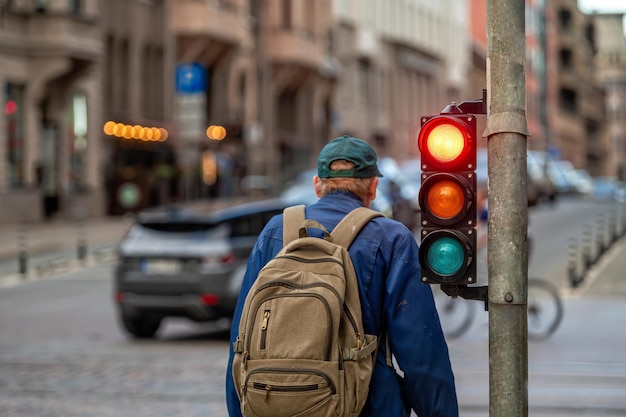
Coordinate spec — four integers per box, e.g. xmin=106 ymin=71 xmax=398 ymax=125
xmin=77 ymin=219 xmax=87 ymax=263
xmin=485 ymin=1 xmax=529 ymax=416
xmin=251 ymin=0 xmax=276 ymax=192
xmin=18 ymin=224 xmax=28 ymax=276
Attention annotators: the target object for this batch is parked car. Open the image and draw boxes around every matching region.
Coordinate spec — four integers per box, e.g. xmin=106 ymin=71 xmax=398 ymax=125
xmin=114 ymin=197 xmax=289 ymax=338
xmin=592 ymin=177 xmax=626 ymax=203
xmin=398 ymin=158 xmax=422 ymax=191
xmin=527 ymin=150 xmax=558 ymax=203
xmin=573 ymin=169 xmax=593 ymax=196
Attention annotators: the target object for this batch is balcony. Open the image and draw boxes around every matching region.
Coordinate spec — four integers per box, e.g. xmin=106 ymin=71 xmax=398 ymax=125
xmin=264 ymin=30 xmax=325 ymax=72
xmin=27 ymin=15 xmax=101 ymax=60
xmin=0 ymin=1 xmax=101 ymax=61
xmin=170 ymin=0 xmax=249 ymax=46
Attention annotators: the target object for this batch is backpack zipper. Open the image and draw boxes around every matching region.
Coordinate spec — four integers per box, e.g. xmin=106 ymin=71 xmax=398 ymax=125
xmin=260 ymin=310 xmax=270 ymax=350
xmin=275 ymin=255 xmax=343 ymax=267
xmin=256 ymin=280 xmax=342 ymax=306
xmin=244 ymin=367 xmax=336 ymax=396
xmin=252 ymin=382 xmax=321 ymax=402
xmin=343 ymin=304 xmax=363 ymax=348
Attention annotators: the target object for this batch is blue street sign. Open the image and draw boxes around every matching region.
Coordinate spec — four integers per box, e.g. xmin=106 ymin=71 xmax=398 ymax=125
xmin=176 ymin=63 xmax=206 ymax=94
xmin=548 ymin=145 xmax=561 ymax=159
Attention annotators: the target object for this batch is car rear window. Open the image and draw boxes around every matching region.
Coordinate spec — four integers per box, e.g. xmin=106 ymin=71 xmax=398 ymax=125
xmin=230 ymin=210 xmax=282 ymax=237
xmin=136 ymin=221 xmax=218 ymax=233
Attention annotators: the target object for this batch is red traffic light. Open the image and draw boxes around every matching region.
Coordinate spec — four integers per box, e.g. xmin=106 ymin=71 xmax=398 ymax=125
xmin=418 ymin=115 xmax=476 ymax=172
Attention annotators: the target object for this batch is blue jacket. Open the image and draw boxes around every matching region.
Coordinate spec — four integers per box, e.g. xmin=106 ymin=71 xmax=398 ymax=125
xmin=225 ymin=191 xmax=458 ymax=417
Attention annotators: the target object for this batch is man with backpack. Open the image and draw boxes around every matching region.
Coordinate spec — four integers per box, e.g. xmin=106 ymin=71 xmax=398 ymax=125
xmin=226 ymin=135 xmax=458 ymax=417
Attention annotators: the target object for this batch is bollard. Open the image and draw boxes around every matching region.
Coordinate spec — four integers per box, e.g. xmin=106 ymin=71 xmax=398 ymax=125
xmin=620 ymin=205 xmax=624 ymax=238
xmin=567 ymin=238 xmax=584 ymax=288
xmin=18 ymin=224 xmax=27 ymax=276
xmin=609 ymin=209 xmax=618 ymax=245
xmin=596 ymin=214 xmax=606 ymax=258
xmin=77 ymin=219 xmax=87 ymax=263
xmin=620 ymin=204 xmax=626 ymax=236
xmin=582 ymin=224 xmax=593 ymax=270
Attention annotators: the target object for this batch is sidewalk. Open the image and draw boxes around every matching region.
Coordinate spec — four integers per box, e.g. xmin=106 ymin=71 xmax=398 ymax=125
xmin=0 ymin=215 xmax=133 ymax=280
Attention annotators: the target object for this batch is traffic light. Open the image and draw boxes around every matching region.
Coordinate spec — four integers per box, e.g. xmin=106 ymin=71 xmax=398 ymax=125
xmin=418 ymin=106 xmax=477 ymax=285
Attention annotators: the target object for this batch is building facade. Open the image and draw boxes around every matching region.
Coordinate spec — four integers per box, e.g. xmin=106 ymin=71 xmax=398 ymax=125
xmin=549 ymin=0 xmax=606 ymax=174
xmin=0 ymin=0 xmax=102 ymax=223
xmin=592 ymin=13 xmax=626 ymax=180
xmin=2 ymin=0 xmax=624 ymax=223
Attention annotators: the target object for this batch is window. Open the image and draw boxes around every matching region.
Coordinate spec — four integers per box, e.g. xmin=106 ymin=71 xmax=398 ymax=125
xmin=69 ymin=92 xmax=88 ymax=192
xmin=120 ymin=39 xmax=130 ymax=113
xmin=304 ymin=1 xmax=315 ymax=37
xmin=142 ymin=44 xmax=164 ymax=119
xmin=558 ymin=9 xmax=572 ymax=31
xmin=281 ymin=0 xmax=292 ymax=29
xmin=559 ymin=49 xmax=572 ymax=68
xmin=4 ymin=83 xmax=25 ymax=188
xmin=359 ymin=58 xmax=373 ymax=106
xmin=278 ymin=90 xmax=297 ymax=131
xmin=559 ymin=88 xmax=577 ymax=113
xmin=69 ymin=0 xmax=82 ymax=14
xmin=35 ymin=0 xmax=48 ymax=13
xmin=104 ymin=35 xmax=114 ymax=113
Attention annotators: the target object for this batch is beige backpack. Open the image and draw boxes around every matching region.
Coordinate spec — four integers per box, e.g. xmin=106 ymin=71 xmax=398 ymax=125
xmin=232 ymin=205 xmax=383 ymax=417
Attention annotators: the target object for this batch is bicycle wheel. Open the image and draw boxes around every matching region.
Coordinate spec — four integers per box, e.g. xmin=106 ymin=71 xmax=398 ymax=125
xmin=527 ymin=278 xmax=564 ymax=341
xmin=432 ymin=287 xmax=476 ymax=339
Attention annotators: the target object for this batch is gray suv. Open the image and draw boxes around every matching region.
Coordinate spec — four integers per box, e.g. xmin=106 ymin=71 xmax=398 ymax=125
xmin=114 ymin=197 xmax=288 ymax=338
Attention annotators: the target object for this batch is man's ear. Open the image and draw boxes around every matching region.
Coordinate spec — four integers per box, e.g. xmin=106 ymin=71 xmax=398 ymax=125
xmin=368 ymin=177 xmax=378 ymax=201
xmin=314 ymin=176 xmax=322 ymax=197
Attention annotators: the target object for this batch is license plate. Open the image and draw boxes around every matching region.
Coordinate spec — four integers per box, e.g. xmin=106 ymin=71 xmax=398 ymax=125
xmin=143 ymin=259 xmax=182 ymax=275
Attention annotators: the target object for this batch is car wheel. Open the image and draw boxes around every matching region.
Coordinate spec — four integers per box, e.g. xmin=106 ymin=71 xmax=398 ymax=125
xmin=120 ymin=313 xmax=162 ymax=339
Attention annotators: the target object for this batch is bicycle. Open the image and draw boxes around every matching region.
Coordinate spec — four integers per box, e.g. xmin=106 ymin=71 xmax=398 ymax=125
xmin=433 ymin=277 xmax=564 ymax=341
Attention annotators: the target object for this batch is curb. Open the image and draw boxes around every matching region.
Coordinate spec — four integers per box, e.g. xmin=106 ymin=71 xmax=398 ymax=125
xmin=0 ymin=246 xmax=117 ymax=288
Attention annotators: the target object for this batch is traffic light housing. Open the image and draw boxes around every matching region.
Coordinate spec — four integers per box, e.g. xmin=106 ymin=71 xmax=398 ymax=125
xmin=418 ymin=107 xmax=477 ymax=285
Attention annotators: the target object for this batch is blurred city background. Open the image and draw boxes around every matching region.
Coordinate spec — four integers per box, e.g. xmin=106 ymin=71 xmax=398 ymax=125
xmin=1 ymin=0 xmax=626 ymax=223
xmin=2 ymin=1 xmax=626 ymax=416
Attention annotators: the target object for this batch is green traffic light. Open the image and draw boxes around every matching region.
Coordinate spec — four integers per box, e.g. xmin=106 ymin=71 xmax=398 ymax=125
xmin=426 ymin=236 xmax=465 ymax=276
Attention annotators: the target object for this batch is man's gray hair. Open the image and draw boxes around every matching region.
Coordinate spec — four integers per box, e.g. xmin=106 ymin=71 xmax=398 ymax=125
xmin=317 ymin=160 xmax=375 ymax=200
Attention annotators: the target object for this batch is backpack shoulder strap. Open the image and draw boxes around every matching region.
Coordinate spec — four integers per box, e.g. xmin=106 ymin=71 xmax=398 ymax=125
xmin=331 ymin=207 xmax=383 ymax=249
xmin=283 ymin=205 xmax=306 ymax=245
xmin=333 ymin=207 xmax=391 ymax=367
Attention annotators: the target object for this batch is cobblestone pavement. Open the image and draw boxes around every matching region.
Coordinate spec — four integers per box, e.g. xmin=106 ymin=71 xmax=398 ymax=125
xmin=0 ymin=339 xmax=231 ymax=417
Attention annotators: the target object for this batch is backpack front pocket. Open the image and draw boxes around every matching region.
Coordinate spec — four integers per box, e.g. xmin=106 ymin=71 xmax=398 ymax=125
xmin=243 ymin=366 xmax=339 ymax=417
xmin=248 ymin=292 xmax=334 ymax=360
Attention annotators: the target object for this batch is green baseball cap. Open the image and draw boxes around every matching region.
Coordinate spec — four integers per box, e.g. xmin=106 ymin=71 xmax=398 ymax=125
xmin=317 ymin=135 xmax=383 ymax=178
